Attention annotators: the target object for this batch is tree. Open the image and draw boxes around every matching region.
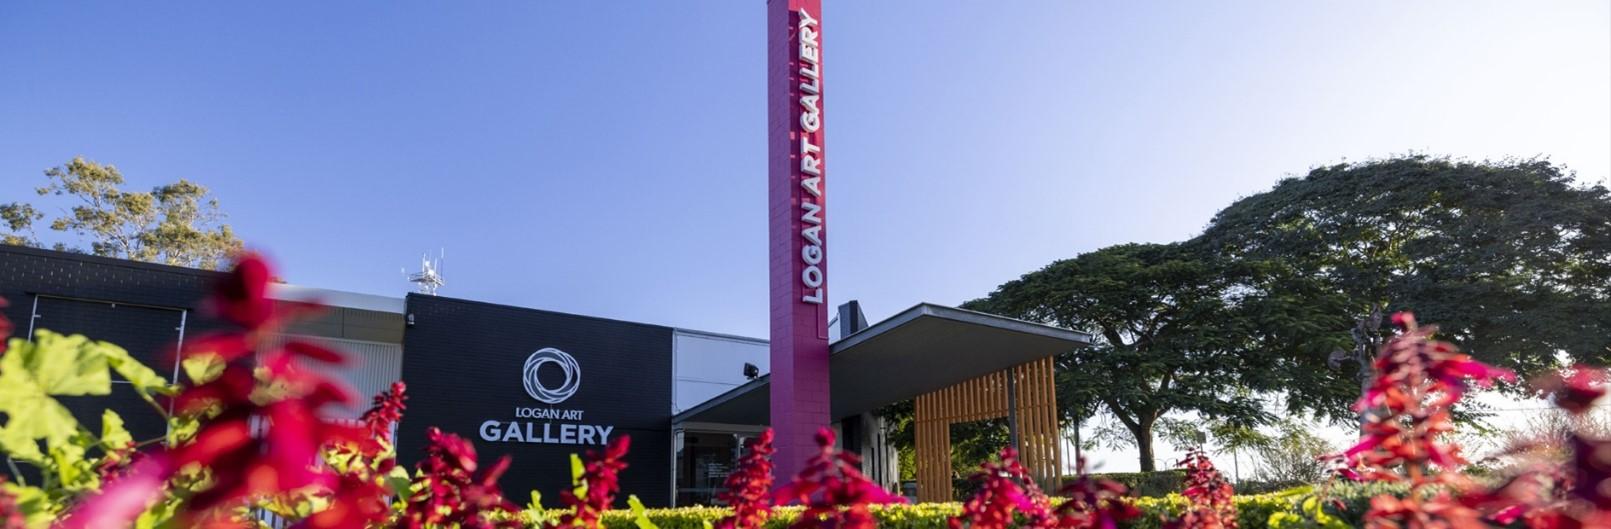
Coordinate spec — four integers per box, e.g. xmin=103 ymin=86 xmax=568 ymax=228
xmin=1197 ymin=156 xmax=1611 ymax=422
xmin=1156 ymin=415 xmax=1274 ymax=482
xmin=963 ymin=243 xmax=1273 ymax=471
xmin=1253 ymin=422 xmax=1334 ymax=483
xmin=2 ymin=157 xmax=243 ymax=269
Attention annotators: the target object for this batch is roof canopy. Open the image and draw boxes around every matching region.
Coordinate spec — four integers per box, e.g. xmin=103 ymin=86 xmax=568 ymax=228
xmin=673 ymin=303 xmax=1091 ymax=426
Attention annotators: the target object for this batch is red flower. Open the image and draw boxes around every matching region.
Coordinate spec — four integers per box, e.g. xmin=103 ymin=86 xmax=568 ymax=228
xmin=210 ymin=253 xmax=276 ymax=328
xmin=1331 ymin=312 xmax=1505 ymax=528
xmin=557 ymin=436 xmax=632 ymax=529
xmin=361 ymin=381 xmax=407 ymax=441
xmin=776 ymin=428 xmax=905 ymax=529
xmin=1049 ymin=458 xmax=1139 ymax=529
xmin=55 ymin=456 xmax=177 ymax=529
xmin=1539 ymin=366 xmax=1608 ymax=416
xmin=167 ymin=366 xmax=365 ymax=511
xmin=1 ymin=477 xmax=27 ymax=529
xmin=401 ymin=428 xmax=518 ymax=529
xmin=716 ymin=429 xmax=775 ymax=529
xmin=294 ymin=471 xmax=392 ymax=529
xmin=0 ymin=296 xmax=12 ymax=355
xmin=951 ymin=447 xmax=1054 ymax=529
xmin=1165 ymin=449 xmax=1237 ymax=529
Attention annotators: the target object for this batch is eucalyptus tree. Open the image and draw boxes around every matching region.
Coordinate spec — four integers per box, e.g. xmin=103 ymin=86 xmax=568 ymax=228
xmin=2 ymin=157 xmax=243 ymax=270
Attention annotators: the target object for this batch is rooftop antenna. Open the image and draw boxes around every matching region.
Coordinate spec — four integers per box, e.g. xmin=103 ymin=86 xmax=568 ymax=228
xmin=406 ymin=249 xmax=446 ymax=295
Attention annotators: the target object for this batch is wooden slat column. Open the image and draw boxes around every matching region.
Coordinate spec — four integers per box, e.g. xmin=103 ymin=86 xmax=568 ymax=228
xmin=912 ymin=357 xmax=1058 ymax=502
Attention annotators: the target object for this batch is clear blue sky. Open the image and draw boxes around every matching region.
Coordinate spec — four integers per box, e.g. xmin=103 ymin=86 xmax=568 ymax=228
xmin=3 ymin=1 xmax=1607 ymax=340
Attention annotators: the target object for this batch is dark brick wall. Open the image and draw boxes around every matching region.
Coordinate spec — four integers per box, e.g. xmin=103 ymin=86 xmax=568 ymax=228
xmin=399 ymin=294 xmax=674 ymax=507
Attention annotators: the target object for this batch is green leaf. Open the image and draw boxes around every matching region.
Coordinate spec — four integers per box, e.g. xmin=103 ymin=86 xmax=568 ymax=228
xmin=628 ymin=495 xmax=658 ymax=529
xmin=385 ymin=465 xmax=414 ymax=501
xmin=101 ymin=409 xmax=133 ymax=451
xmin=1 ymin=481 xmax=53 ymax=529
xmin=527 ymin=490 xmax=543 ymax=511
xmin=181 ymin=352 xmax=224 ymax=385
xmin=16 ymin=331 xmax=112 ymax=395
xmin=0 ymin=425 xmax=45 ymax=463
xmin=165 ymin=415 xmax=200 ymax=446
xmin=48 ymin=436 xmax=98 ymax=492
xmin=0 ymin=386 xmax=78 ymax=444
xmin=569 ymin=453 xmax=588 ymax=499
xmin=101 ymin=342 xmax=174 ymax=401
xmin=0 ymin=330 xmax=118 ymax=445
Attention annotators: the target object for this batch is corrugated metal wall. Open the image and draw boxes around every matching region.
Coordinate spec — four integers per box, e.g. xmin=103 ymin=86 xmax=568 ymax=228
xmin=263 ymin=334 xmax=404 ymax=420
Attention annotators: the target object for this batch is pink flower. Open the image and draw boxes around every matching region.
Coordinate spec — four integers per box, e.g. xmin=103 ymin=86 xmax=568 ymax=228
xmin=360 ymin=381 xmax=408 ymax=443
xmin=401 ymin=428 xmax=518 ymax=529
xmin=557 ymin=436 xmax=632 ymax=529
xmin=0 ymin=297 xmax=12 ymax=355
xmin=715 ymin=429 xmax=775 ymax=529
xmin=210 ymin=253 xmax=276 ymax=328
xmin=1540 ymin=366 xmax=1608 ymax=416
xmin=1050 ymin=459 xmax=1138 ymax=529
xmin=776 ymin=428 xmax=905 ymax=529
xmin=951 ymin=447 xmax=1055 ymax=529
xmin=55 ymin=456 xmax=176 ymax=529
xmin=1164 ymin=449 xmax=1237 ymax=529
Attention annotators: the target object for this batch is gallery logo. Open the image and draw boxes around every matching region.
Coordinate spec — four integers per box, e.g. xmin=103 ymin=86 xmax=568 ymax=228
xmin=522 ymin=347 xmax=582 ymax=404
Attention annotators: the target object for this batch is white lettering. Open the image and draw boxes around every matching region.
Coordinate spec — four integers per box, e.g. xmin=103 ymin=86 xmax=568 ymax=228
xmin=795 ymin=7 xmax=826 ymax=308
xmin=560 ymin=423 xmax=577 ymax=444
xmin=801 ymin=225 xmax=822 ymax=246
xmin=800 ymin=41 xmax=820 ymax=64
xmin=502 ymin=422 xmax=525 ymax=442
xmin=578 ymin=425 xmax=597 ymax=445
xmin=801 ymin=201 xmax=822 ymax=224
xmin=800 ymin=106 xmax=820 ymax=132
xmin=801 ymin=153 xmax=822 ymax=177
xmin=479 ymin=420 xmax=501 ymax=442
xmin=797 ymin=8 xmax=817 ymax=31
xmin=802 ymin=266 xmax=823 ymax=288
xmin=802 ymin=245 xmax=822 ymax=265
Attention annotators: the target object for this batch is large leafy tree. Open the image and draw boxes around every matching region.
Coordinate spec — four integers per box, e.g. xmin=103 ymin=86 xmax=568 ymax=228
xmin=1 ymin=157 xmax=243 ymax=270
xmin=1197 ymin=156 xmax=1611 ymax=421
xmin=963 ymin=243 xmax=1272 ymax=471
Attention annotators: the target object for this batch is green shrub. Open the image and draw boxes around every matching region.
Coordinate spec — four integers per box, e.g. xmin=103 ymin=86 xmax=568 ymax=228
xmin=1061 ymin=471 xmax=1187 ymax=498
xmin=592 ymin=504 xmax=964 ymax=529
xmin=591 ymin=483 xmax=1405 ymax=529
xmin=1234 ymin=479 xmax=1313 ymax=495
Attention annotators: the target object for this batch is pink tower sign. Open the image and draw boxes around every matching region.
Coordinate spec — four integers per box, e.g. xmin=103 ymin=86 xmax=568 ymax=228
xmin=767 ymin=0 xmax=829 ymax=480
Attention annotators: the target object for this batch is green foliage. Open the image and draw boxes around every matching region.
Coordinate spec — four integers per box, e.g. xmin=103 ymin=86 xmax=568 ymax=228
xmin=963 ymin=243 xmax=1275 ymax=470
xmin=573 ymin=485 xmax=1397 ymax=529
xmin=1254 ymin=423 xmax=1334 ymax=484
xmin=1198 ymin=155 xmax=1611 ymax=421
xmin=1266 ymin=496 xmax=1350 ymax=529
xmin=0 ymin=329 xmax=179 ymax=524
xmin=1061 ymin=471 xmax=1185 ymax=498
xmin=0 ymin=331 xmax=164 ymax=454
xmin=2 ymin=156 xmax=244 ymax=270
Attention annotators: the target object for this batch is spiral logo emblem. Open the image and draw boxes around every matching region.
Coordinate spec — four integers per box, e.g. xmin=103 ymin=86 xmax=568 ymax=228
xmin=522 ymin=347 xmax=582 ymax=404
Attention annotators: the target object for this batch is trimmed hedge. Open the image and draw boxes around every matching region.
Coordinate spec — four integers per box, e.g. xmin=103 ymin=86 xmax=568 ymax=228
xmin=1070 ymin=471 xmax=1187 ymax=498
xmin=587 ymin=483 xmax=1406 ymax=529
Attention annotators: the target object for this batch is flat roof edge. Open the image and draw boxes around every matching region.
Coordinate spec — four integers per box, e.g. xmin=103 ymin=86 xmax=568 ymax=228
xmin=271 ymin=284 xmax=405 ymax=314
xmin=831 ymin=302 xmax=1091 ymax=353
xmin=673 ymin=374 xmax=769 ymax=423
